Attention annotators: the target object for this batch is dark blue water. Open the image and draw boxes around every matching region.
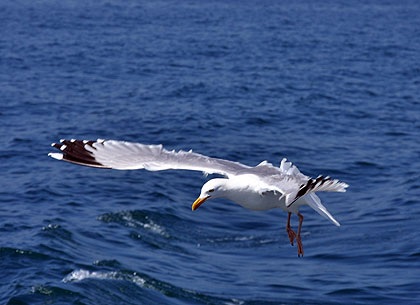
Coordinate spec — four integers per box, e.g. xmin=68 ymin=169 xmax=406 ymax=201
xmin=1 ymin=0 xmax=420 ymax=304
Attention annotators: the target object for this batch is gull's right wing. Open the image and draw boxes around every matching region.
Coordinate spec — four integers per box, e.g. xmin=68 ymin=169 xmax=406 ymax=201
xmin=49 ymin=139 xmax=250 ymax=177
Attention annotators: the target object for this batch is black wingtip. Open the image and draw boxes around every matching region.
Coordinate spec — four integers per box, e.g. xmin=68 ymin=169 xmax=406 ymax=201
xmin=50 ymin=139 xmax=111 ymax=169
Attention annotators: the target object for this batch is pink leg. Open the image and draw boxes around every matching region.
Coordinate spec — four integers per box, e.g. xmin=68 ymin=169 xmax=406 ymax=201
xmin=296 ymin=213 xmax=304 ymax=257
xmin=286 ymin=212 xmax=296 ymax=246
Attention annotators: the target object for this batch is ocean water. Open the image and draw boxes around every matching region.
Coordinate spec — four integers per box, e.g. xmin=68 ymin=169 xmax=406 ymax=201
xmin=1 ymin=0 xmax=420 ymax=304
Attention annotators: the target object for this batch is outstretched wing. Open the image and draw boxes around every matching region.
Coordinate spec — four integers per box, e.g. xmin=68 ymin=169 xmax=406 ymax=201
xmin=49 ymin=139 xmax=250 ymax=177
xmin=244 ymin=159 xmax=348 ymax=206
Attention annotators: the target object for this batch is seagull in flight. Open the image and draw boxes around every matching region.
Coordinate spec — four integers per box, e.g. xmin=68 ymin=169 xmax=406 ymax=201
xmin=49 ymin=139 xmax=348 ymax=257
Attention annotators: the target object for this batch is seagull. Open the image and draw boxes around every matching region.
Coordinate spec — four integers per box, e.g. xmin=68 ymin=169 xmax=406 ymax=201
xmin=49 ymin=139 xmax=348 ymax=257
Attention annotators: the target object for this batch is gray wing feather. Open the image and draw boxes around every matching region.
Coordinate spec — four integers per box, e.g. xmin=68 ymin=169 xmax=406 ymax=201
xmin=240 ymin=159 xmax=309 ymax=202
xmin=49 ymin=139 xmax=250 ymax=177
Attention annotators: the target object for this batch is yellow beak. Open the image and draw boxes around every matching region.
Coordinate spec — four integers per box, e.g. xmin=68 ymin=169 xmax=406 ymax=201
xmin=192 ymin=196 xmax=210 ymax=211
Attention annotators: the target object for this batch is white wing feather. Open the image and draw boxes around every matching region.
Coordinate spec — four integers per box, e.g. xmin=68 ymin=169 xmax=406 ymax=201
xmin=49 ymin=139 xmax=249 ymax=177
xmin=306 ymin=193 xmax=341 ymax=226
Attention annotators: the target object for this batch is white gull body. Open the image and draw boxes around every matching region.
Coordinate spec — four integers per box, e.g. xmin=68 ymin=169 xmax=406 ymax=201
xmin=195 ymin=174 xmax=340 ymax=226
xmin=49 ymin=139 xmax=348 ymax=256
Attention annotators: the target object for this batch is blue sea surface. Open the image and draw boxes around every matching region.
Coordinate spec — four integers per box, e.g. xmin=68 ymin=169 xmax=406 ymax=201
xmin=1 ymin=0 xmax=420 ymax=304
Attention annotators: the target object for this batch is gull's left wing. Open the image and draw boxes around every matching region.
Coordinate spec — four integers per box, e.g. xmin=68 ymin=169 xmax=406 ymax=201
xmin=241 ymin=159 xmax=347 ymax=226
xmin=245 ymin=159 xmax=348 ymax=207
xmin=49 ymin=139 xmax=250 ymax=177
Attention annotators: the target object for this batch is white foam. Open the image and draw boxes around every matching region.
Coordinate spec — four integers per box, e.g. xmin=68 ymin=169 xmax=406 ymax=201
xmin=224 ymin=299 xmax=245 ymax=305
xmin=63 ymin=269 xmax=145 ymax=287
xmin=63 ymin=269 xmax=114 ymax=282
xmin=143 ymin=221 xmax=168 ymax=237
xmin=121 ymin=213 xmax=170 ymax=237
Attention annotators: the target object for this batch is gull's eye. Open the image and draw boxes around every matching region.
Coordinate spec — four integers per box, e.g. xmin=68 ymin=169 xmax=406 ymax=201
xmin=208 ymin=189 xmax=215 ymax=193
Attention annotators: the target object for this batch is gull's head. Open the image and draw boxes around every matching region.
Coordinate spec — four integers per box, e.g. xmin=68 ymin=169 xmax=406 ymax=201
xmin=192 ymin=178 xmax=228 ymax=211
